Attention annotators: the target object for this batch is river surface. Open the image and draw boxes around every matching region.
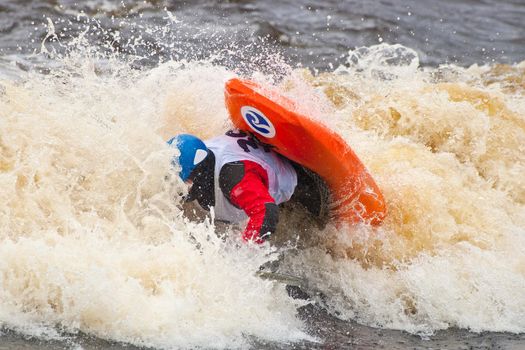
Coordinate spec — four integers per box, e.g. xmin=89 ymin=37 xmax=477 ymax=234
xmin=0 ymin=0 xmax=524 ymax=349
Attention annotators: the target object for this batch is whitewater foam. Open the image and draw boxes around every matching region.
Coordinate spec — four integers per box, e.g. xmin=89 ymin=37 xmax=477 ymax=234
xmin=0 ymin=15 xmax=524 ymax=347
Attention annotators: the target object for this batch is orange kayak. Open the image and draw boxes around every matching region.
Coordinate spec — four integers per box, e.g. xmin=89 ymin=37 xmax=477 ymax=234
xmin=224 ymin=78 xmax=386 ymax=226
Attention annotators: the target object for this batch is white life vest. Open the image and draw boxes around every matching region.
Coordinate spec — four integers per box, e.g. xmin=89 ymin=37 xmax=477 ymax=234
xmin=205 ymin=131 xmax=297 ymax=223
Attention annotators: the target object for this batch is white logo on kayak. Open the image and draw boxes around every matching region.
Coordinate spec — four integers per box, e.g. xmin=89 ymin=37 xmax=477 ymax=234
xmin=240 ymin=106 xmax=276 ymax=138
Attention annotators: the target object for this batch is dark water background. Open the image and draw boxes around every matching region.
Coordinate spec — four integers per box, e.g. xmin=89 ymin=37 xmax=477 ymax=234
xmin=1 ymin=0 xmax=525 ymax=349
xmin=1 ymin=0 xmax=524 ymax=71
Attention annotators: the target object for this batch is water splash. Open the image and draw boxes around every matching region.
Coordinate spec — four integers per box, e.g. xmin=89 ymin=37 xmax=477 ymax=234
xmin=0 ymin=17 xmax=309 ymax=348
xmin=280 ymin=44 xmax=525 ymax=335
xmin=1 ymin=10 xmax=525 ymax=348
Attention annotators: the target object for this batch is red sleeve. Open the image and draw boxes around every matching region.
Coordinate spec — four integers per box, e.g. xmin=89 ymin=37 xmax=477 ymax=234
xmin=227 ymin=160 xmax=277 ymax=244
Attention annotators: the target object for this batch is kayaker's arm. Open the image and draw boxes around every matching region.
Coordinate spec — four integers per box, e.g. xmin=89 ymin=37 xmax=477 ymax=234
xmin=219 ymin=160 xmax=279 ymax=243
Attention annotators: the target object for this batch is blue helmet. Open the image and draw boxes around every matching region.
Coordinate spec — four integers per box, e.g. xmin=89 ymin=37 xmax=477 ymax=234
xmin=167 ymin=134 xmax=208 ymax=181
